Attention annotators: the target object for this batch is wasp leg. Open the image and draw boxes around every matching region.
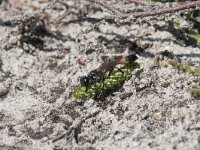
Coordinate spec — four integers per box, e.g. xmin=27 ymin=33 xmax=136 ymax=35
xmin=95 ymin=66 xmax=116 ymax=101
xmin=95 ymin=75 xmax=106 ymax=101
xmin=85 ymin=85 xmax=89 ymax=92
xmin=115 ymin=67 xmax=124 ymax=74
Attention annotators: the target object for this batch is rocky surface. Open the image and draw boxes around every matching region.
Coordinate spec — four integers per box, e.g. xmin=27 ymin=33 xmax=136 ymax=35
xmin=0 ymin=0 xmax=200 ymax=149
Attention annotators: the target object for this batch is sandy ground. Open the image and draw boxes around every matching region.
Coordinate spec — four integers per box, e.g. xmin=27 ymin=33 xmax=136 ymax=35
xmin=0 ymin=0 xmax=200 ymax=149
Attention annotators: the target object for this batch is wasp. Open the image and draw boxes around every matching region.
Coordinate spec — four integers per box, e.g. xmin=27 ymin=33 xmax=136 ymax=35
xmin=77 ymin=54 xmax=138 ymax=100
xmin=74 ymin=60 xmax=140 ymax=101
xmin=80 ymin=55 xmax=138 ymax=86
xmin=80 ymin=55 xmax=137 ymax=87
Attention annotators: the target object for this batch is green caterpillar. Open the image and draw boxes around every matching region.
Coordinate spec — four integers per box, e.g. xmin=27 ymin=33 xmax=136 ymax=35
xmin=169 ymin=60 xmax=200 ymax=99
xmin=74 ymin=62 xmax=140 ymax=101
xmin=168 ymin=60 xmax=200 ymax=76
xmin=191 ymin=88 xmax=200 ymax=96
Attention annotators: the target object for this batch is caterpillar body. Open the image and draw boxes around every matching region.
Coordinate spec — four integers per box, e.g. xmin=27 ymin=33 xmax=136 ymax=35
xmin=74 ymin=61 xmax=140 ymax=101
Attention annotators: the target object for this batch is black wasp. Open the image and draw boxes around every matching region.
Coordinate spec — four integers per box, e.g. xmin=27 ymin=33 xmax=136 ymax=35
xmin=80 ymin=54 xmax=138 ymax=99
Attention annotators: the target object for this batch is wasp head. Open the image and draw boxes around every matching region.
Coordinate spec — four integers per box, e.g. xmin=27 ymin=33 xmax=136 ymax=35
xmin=80 ymin=76 xmax=89 ymax=86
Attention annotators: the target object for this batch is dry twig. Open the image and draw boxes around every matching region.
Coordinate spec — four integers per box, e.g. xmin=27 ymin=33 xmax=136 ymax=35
xmin=88 ymin=0 xmax=200 ymax=18
xmin=10 ymin=0 xmax=200 ymax=23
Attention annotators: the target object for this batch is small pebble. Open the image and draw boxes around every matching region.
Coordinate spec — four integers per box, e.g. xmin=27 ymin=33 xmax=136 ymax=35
xmin=0 ymin=83 xmax=9 ymax=97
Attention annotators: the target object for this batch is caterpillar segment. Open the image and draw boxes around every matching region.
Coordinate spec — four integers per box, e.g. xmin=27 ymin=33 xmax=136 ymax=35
xmin=74 ymin=61 xmax=140 ymax=101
